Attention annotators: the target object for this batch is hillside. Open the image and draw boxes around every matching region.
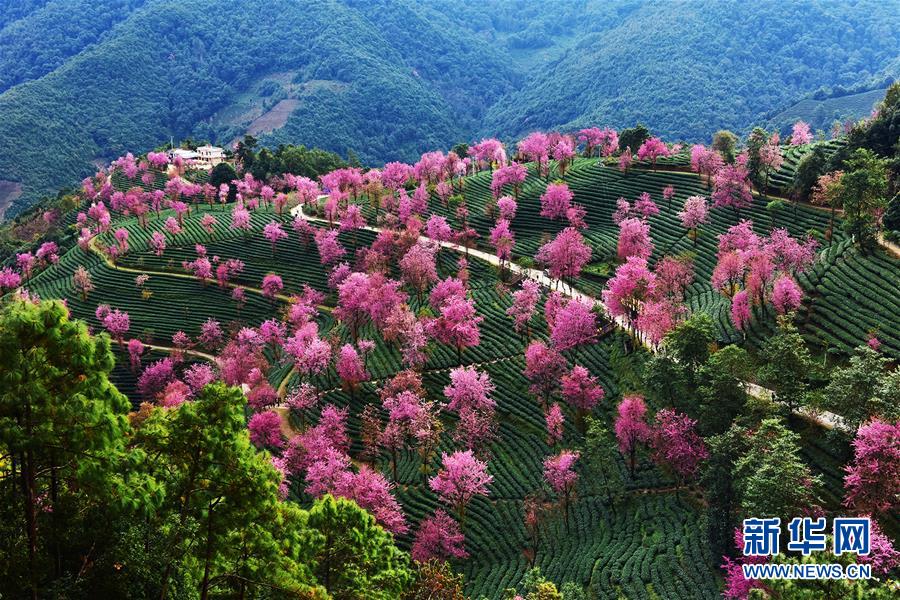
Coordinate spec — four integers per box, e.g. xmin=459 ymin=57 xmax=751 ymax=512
xmin=764 ymin=88 xmax=888 ymax=135
xmin=2 ymin=0 xmax=900 ymax=218
xmin=482 ymin=0 xmax=900 ymax=141
xmin=3 ymin=103 xmax=899 ymax=596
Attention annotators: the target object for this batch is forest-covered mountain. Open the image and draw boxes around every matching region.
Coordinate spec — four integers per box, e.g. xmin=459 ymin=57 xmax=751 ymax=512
xmin=1 ymin=0 xmax=899 ymax=217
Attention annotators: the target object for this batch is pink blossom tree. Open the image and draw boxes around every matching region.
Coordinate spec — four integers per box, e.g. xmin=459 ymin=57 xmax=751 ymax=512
xmin=524 ymin=341 xmax=568 ymax=409
xmin=335 ymin=343 xmax=368 ymax=396
xmin=506 ymin=279 xmax=541 ymax=337
xmin=712 ymin=159 xmax=753 ymax=216
xmin=539 ymin=183 xmax=573 ymax=220
xmin=262 ymin=221 xmax=288 ymax=255
xmin=248 ymin=411 xmax=285 ymax=449
xmin=561 ymin=365 xmax=604 ymax=431
xmin=72 ymin=266 xmax=94 ymax=300
xmin=552 ymin=135 xmax=576 ymax=178
xmin=649 ymin=408 xmax=708 ymax=486
xmin=549 ymin=298 xmax=597 ymax=354
xmin=730 ymin=290 xmax=752 ymax=333
xmin=545 ymin=403 xmax=564 ymax=446
xmin=411 ymin=509 xmax=468 ymax=562
xmin=771 ymin=275 xmax=802 ymax=314
xmin=543 ymin=450 xmax=580 ymax=530
xmin=677 ymin=195 xmax=709 ymax=246
xmin=427 ymin=294 xmax=483 ymax=364
xmin=615 ymin=395 xmax=650 ymax=477
xmin=636 ymin=137 xmax=670 ymax=171
xmin=535 ymin=227 xmax=592 ymax=283
xmin=519 ymin=132 xmax=550 ymax=177
xmin=101 ymin=307 xmax=130 ymax=347
xmin=400 ymin=242 xmax=439 ymax=302
xmin=489 ymin=218 xmax=515 ymax=276
xmin=497 ymin=196 xmax=518 ymax=223
xmin=127 ymin=338 xmax=144 ymax=372
xmin=429 ymin=450 xmax=493 ymax=526
xmin=260 ymin=273 xmax=283 ymax=301
xmin=616 ymin=217 xmax=653 ymax=260
xmin=603 ymin=256 xmax=657 ymax=323
xmin=843 ymin=420 xmax=900 ymax=514
xmin=758 ymin=133 xmax=784 ymax=197
xmin=662 ymin=185 xmax=675 ymax=209
xmin=790 ymin=120 xmax=812 ymax=145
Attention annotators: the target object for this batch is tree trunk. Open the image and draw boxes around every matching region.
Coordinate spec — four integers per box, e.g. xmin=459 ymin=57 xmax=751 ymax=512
xmin=199 ymin=505 xmax=215 ymax=600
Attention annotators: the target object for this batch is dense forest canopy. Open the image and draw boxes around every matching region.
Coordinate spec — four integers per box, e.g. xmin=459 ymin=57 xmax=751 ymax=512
xmin=1 ymin=0 xmax=898 ymax=217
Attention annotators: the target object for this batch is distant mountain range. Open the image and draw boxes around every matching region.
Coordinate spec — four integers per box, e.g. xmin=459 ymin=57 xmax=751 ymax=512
xmin=1 ymin=0 xmax=898 ymax=218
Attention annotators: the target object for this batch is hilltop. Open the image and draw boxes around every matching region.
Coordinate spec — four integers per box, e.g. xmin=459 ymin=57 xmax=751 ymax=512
xmin=2 ymin=0 xmax=900 ymax=216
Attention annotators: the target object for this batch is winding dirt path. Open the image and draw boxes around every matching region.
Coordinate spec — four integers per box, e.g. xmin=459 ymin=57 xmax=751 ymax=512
xmin=290 ymin=198 xmax=847 ymax=432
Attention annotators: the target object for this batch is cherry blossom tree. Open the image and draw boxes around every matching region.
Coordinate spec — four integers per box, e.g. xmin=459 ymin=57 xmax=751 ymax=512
xmin=552 ymin=135 xmax=576 ymax=177
xmin=539 ymin=183 xmax=573 ymax=220
xmin=636 ymin=136 xmax=670 ymax=171
xmin=262 ymin=221 xmax=288 ymax=255
xmin=615 ymin=395 xmax=650 ymax=477
xmin=72 ymin=266 xmax=94 ymax=300
xmin=549 ymin=298 xmax=597 ymax=354
xmin=411 ymin=509 xmax=468 ymax=562
xmin=603 ymin=255 xmax=657 ymax=324
xmin=618 ymin=148 xmax=633 ymax=174
xmin=730 ymin=290 xmax=752 ymax=333
xmin=634 ymin=192 xmax=659 ymax=220
xmin=430 ymin=450 xmax=493 ymax=526
xmin=127 ymin=338 xmax=144 ymax=372
xmin=561 ymin=365 xmax=604 ymax=431
xmin=678 ymin=195 xmax=709 ymax=246
xmin=649 ymin=408 xmax=708 ymax=486
xmin=400 ymin=242 xmax=439 ymax=302
xmin=506 ymin=279 xmax=541 ymax=337
xmin=199 ymin=213 xmax=217 ymax=237
xmin=425 ymin=214 xmax=453 ymax=244
xmin=616 ymin=217 xmax=653 ymax=260
xmin=543 ymin=450 xmax=580 ymax=530
xmin=427 ymin=294 xmax=483 ymax=364
xmin=758 ymin=133 xmax=784 ymax=197
xmin=260 ymin=273 xmax=283 ymax=300
xmin=491 ymin=162 xmax=528 ymax=199
xmin=489 ymin=218 xmax=515 ymax=275
xmin=524 ymin=341 xmax=568 ymax=409
xmin=712 ymin=157 xmax=753 ymax=216
xmin=535 ymin=227 xmax=592 ymax=283
xmin=444 ymin=366 xmax=495 ymax=413
xmin=314 ymin=228 xmax=346 ymax=266
xmin=248 ymin=411 xmax=285 ymax=449
xmin=662 ymin=185 xmax=675 ymax=209
xmin=690 ymin=145 xmax=724 ymax=189
xmin=843 ymin=419 xmax=900 ymax=514
xmin=99 ymin=306 xmax=130 ymax=347
xmin=230 ymin=204 xmax=252 ymax=234
xmin=790 ymin=120 xmax=812 ymax=145
xmin=519 ymin=132 xmax=550 ymax=177
xmin=545 ymin=403 xmax=564 ymax=446
xmin=335 ymin=343 xmax=368 ymax=396
xmin=771 ymin=275 xmax=802 ymax=314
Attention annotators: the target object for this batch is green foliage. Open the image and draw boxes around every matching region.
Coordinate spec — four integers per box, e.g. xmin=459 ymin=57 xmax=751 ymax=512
xmin=306 ymin=495 xmax=412 ymax=600
xmin=712 ymin=130 xmax=738 ymax=163
xmin=757 ymin=318 xmax=817 ymax=412
xmin=818 ymin=345 xmax=900 ymax=432
xmin=696 ymin=344 xmax=753 ymax=436
xmin=733 ymin=418 xmax=822 ymax=519
xmin=0 ymin=297 xmax=148 ymax=596
xmin=618 ymin=124 xmax=650 ymax=152
xmin=836 ymin=148 xmax=889 ymax=251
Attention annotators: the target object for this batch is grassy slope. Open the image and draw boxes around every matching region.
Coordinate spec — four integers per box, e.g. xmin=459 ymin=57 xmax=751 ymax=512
xmin=17 ymin=147 xmax=898 ymax=597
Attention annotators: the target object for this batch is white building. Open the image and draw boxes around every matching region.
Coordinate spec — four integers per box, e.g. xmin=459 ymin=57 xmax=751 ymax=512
xmin=195 ymin=145 xmax=225 ymax=167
